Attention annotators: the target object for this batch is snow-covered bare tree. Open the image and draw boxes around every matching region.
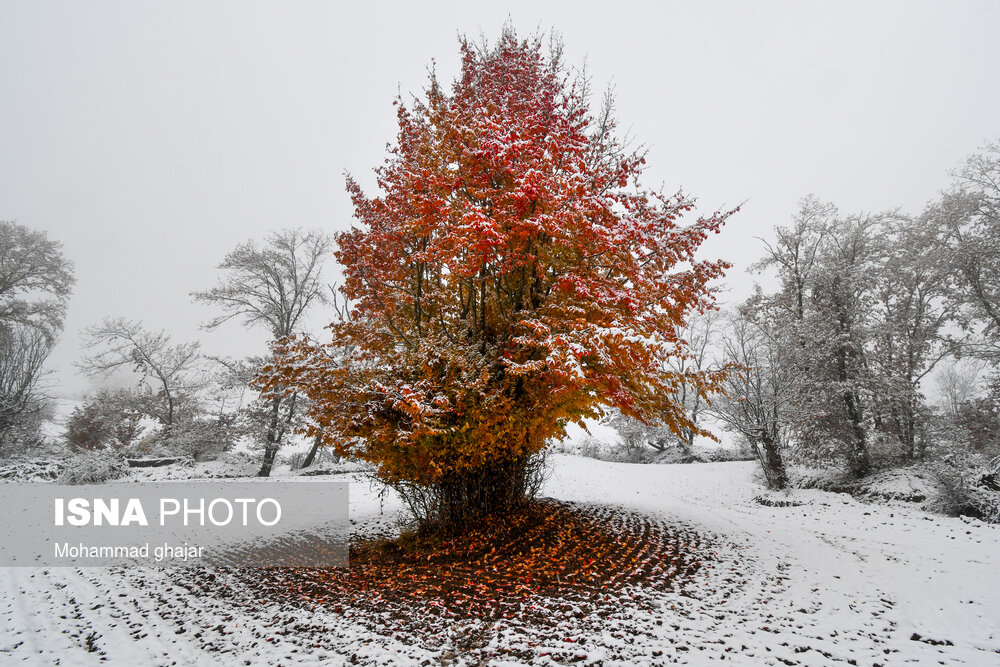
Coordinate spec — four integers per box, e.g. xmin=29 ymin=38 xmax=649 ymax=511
xmin=666 ymin=311 xmax=721 ymax=453
xmin=0 ymin=326 xmax=51 ymax=455
xmin=711 ymin=304 xmax=791 ymax=489
xmin=936 ymin=360 xmax=983 ymax=418
xmin=0 ymin=221 xmax=75 ymax=339
xmin=78 ymin=318 xmax=204 ymax=428
xmin=751 ymin=195 xmax=964 ymax=474
xmin=926 ymin=139 xmax=1000 ymax=363
xmin=0 ymin=221 xmax=75 ymax=454
xmin=869 ymin=216 xmax=957 ymax=460
xmin=193 ymin=228 xmax=332 ymax=476
xmin=208 ymin=355 xmax=265 ymax=416
xmin=753 ymin=198 xmax=920 ymax=477
xmin=801 ymin=209 xmax=895 ymax=477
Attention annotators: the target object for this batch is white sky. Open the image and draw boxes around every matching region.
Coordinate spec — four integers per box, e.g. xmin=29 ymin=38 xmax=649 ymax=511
xmin=1 ymin=0 xmax=999 ymax=402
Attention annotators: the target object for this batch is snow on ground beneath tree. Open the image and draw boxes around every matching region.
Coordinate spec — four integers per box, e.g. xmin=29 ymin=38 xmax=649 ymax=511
xmin=2 ymin=455 xmax=999 ymax=666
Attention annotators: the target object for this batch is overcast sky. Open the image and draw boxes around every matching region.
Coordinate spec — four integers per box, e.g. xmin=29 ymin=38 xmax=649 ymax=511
xmin=2 ymin=0 xmax=999 ymax=403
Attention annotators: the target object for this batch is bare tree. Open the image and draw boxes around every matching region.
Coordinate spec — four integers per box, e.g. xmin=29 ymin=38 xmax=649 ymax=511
xmin=753 ymin=196 xmax=834 ymax=322
xmin=710 ymin=307 xmax=791 ymax=489
xmin=0 ymin=221 xmax=75 ymax=453
xmin=0 ymin=221 xmax=75 ymax=339
xmin=193 ymin=228 xmax=332 ymax=476
xmin=665 ymin=311 xmax=721 ymax=453
xmin=78 ymin=318 xmax=203 ymax=428
xmin=207 ymin=355 xmax=265 ymax=415
xmin=0 ymin=325 xmax=52 ymax=455
xmin=755 ymin=198 xmax=903 ymax=478
xmin=929 ymin=139 xmax=1000 ymax=362
xmin=936 ymin=359 xmax=984 ymax=417
xmin=869 ymin=215 xmax=958 ymax=460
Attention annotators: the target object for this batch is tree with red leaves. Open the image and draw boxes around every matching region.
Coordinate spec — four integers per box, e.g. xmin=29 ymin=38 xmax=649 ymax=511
xmin=267 ymin=28 xmax=734 ymax=529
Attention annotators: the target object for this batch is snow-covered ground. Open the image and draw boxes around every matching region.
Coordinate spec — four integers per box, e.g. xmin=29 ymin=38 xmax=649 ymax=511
xmin=1 ymin=455 xmax=998 ymax=665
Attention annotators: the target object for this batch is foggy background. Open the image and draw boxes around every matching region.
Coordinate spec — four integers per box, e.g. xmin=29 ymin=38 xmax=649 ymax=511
xmin=1 ymin=0 xmax=998 ymax=407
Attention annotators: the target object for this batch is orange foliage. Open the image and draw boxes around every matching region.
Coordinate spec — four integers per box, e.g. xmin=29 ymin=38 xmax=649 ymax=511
xmin=263 ymin=28 xmax=733 ymax=490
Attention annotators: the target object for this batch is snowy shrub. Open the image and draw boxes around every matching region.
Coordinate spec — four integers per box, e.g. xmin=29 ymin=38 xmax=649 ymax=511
xmin=754 ymin=492 xmax=806 ymax=507
xmin=0 ymin=398 xmax=56 ymax=459
xmin=612 ymin=441 xmax=657 ymax=463
xmin=605 ymin=412 xmax=676 ymax=458
xmin=208 ymin=450 xmax=258 ymax=477
xmin=569 ymin=434 xmax=653 ymax=463
xmin=866 ymin=431 xmax=909 ymax=470
xmin=0 ymin=457 xmax=66 ymax=482
xmin=648 ymin=448 xmax=704 ymax=464
xmin=163 ymin=420 xmax=232 ymax=462
xmin=786 ymin=465 xmax=853 ymax=492
xmin=853 ymin=466 xmax=938 ymax=503
xmin=703 ymin=447 xmax=756 ymax=463
xmin=58 ymin=450 xmax=129 ymax=485
xmin=928 ymin=457 xmax=1000 ymax=523
xmin=64 ymin=388 xmax=146 ymax=452
xmin=293 ymin=459 xmax=370 ymax=477
xmin=284 ymin=451 xmax=307 ymax=470
xmin=574 ymin=435 xmax=609 ymax=461
xmin=133 ymin=417 xmax=235 ymax=463
xmin=647 ymin=444 xmax=753 ymax=465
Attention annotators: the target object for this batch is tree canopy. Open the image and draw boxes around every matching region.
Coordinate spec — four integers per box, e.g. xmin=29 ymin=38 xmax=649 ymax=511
xmin=266 ymin=29 xmax=733 ymax=522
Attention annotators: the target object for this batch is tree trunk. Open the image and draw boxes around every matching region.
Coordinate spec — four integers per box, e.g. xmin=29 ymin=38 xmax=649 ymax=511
xmin=755 ymin=430 xmax=788 ymax=490
xmin=166 ymin=392 xmax=174 ymax=427
xmin=677 ymin=428 xmax=694 ymax=455
xmin=429 ymin=455 xmax=537 ymax=532
xmin=835 ymin=315 xmax=870 ymax=478
xmin=301 ymin=432 xmax=323 ymax=468
xmin=258 ymin=444 xmax=278 ymax=477
xmin=258 ymin=394 xmax=284 ymax=477
xmin=843 ymin=388 xmax=870 ymax=478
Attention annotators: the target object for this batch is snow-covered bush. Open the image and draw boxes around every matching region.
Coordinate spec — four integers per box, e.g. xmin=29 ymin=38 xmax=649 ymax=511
xmin=648 ymin=444 xmax=754 ymax=465
xmin=162 ymin=420 xmax=232 ymax=462
xmin=211 ymin=450 xmax=259 ymax=477
xmin=570 ymin=434 xmax=652 ymax=463
xmin=64 ymin=388 xmax=147 ymax=452
xmin=605 ymin=411 xmax=677 ymax=459
xmin=0 ymin=399 xmax=55 ymax=459
xmin=0 ymin=457 xmax=66 ymax=482
xmin=130 ymin=416 xmax=235 ymax=462
xmin=928 ymin=457 xmax=1000 ymax=523
xmin=555 ymin=434 xmax=609 ymax=460
xmin=58 ymin=450 xmax=129 ymax=485
xmin=786 ymin=465 xmax=853 ymax=492
xmin=852 ymin=466 xmax=938 ymax=503
xmin=703 ymin=446 xmax=756 ymax=462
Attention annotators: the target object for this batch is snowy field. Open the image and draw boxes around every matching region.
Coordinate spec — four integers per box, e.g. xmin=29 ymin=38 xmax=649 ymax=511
xmin=1 ymin=454 xmax=998 ymax=666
